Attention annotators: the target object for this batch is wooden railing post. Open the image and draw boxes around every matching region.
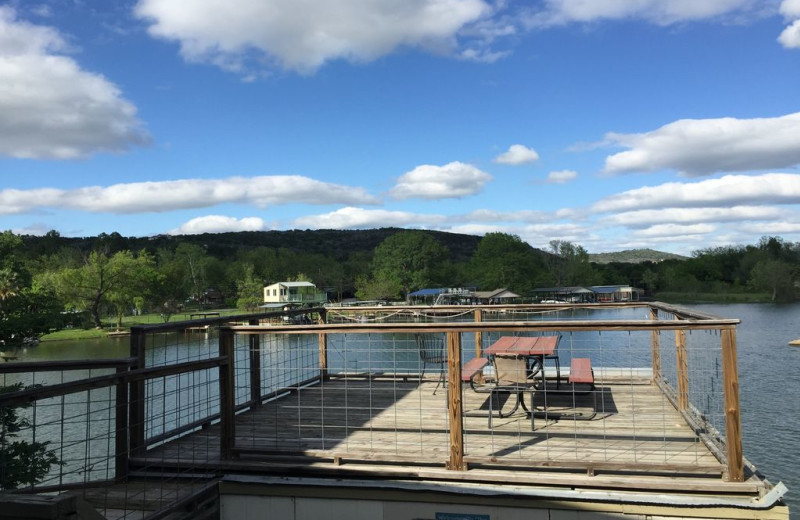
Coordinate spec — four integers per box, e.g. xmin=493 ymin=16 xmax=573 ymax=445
xmin=219 ymin=327 xmax=236 ymax=460
xmin=318 ymin=309 xmax=328 ymax=379
xmin=675 ymin=320 xmax=689 ymax=411
xmin=474 ymin=309 xmax=483 ymax=358
xmin=650 ymin=308 xmax=661 ymax=383
xmin=721 ymin=327 xmax=744 ymax=482
xmin=248 ymin=319 xmax=261 ymax=407
xmin=446 ymin=331 xmax=465 ymax=470
xmin=128 ymin=328 xmax=146 ymax=457
xmin=114 ymin=365 xmax=129 ymax=481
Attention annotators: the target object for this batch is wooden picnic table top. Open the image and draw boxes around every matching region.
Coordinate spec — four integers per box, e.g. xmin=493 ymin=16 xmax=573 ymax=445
xmin=484 ymin=335 xmax=559 ymax=357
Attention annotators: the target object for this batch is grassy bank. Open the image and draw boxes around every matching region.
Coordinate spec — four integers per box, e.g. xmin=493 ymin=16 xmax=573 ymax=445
xmin=41 ymin=307 xmax=242 ymax=342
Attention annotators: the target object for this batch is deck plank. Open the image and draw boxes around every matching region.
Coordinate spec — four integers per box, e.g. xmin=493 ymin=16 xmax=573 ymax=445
xmin=142 ymin=377 xmax=726 ymax=477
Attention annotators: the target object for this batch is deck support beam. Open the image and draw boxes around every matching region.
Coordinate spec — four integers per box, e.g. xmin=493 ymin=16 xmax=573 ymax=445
xmin=650 ymin=308 xmax=661 ymax=383
xmin=129 ymin=328 xmax=146 ymax=458
xmin=474 ymin=309 xmax=483 ymax=358
xmin=220 ymin=328 xmax=236 ymax=460
xmin=318 ymin=310 xmax=328 ymax=379
xmin=721 ymin=327 xmax=744 ymax=482
xmin=446 ymin=331 xmax=465 ymax=471
xmin=249 ymin=319 xmax=262 ymax=407
xmin=675 ymin=323 xmax=689 ymax=412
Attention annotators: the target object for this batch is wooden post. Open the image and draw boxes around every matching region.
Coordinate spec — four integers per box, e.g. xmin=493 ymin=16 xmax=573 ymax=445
xmin=128 ymin=328 xmax=146 ymax=457
xmin=219 ymin=327 xmax=236 ymax=460
xmin=474 ymin=309 xmax=483 ymax=358
xmin=721 ymin=327 xmax=744 ymax=482
xmin=114 ymin=365 xmax=129 ymax=481
xmin=650 ymin=308 xmax=661 ymax=383
xmin=446 ymin=331 xmax=465 ymax=471
xmin=248 ymin=319 xmax=261 ymax=407
xmin=318 ymin=310 xmax=328 ymax=379
xmin=675 ymin=325 xmax=689 ymax=412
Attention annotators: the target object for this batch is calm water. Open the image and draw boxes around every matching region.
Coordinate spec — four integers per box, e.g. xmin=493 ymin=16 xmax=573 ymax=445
xmin=5 ymin=303 xmax=798 ymax=513
xmin=691 ymin=303 xmax=800 ymax=516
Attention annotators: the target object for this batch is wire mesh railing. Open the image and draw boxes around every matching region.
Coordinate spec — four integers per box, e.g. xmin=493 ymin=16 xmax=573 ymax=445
xmin=0 ymin=303 xmax=750 ymax=519
xmin=226 ymin=302 xmax=744 ymax=481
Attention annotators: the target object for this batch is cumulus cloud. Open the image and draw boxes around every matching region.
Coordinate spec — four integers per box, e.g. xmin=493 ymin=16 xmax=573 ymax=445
xmin=135 ymin=0 xmax=493 ymax=74
xmin=169 ymin=215 xmax=268 ymax=235
xmin=0 ymin=175 xmax=379 ymax=215
xmin=779 ymin=19 xmax=800 ymax=48
xmin=0 ymin=7 xmax=150 ymax=159
xmin=602 ymin=206 xmax=783 ymax=227
xmin=388 ymin=161 xmax=492 ymax=200
xmin=494 ymin=144 xmax=540 ymax=165
xmin=546 ymin=170 xmax=578 ymax=183
xmin=782 ymin=0 xmax=800 ymax=17
xmin=526 ymin=0 xmax=756 ymax=27
xmin=460 ymin=209 xmax=550 ymax=222
xmin=292 ymin=207 xmax=445 ymax=229
xmin=603 ymin=113 xmax=800 ymax=176
xmin=631 ymin=223 xmax=716 ymax=238
xmin=594 ymin=173 xmax=800 ymax=212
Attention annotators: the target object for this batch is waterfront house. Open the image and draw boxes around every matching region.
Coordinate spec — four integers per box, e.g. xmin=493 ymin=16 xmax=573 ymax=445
xmin=263 ymin=281 xmax=328 ymax=305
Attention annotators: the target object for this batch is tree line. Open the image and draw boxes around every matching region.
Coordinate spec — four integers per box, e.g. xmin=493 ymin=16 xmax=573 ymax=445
xmin=1 ymin=229 xmax=799 ymax=345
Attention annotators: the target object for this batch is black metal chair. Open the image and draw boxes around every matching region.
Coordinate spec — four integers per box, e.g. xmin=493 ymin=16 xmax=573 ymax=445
xmin=415 ymin=333 xmax=446 ymax=394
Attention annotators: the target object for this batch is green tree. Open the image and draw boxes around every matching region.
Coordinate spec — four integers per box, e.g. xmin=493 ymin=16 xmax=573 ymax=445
xmin=749 ymin=259 xmax=796 ymax=302
xmin=106 ymin=251 xmax=159 ymax=330
xmin=236 ymin=264 xmax=264 ymax=312
xmin=548 ymin=240 xmax=595 ymax=286
xmin=0 ymin=383 xmax=62 ymax=489
xmin=361 ymin=231 xmax=449 ymax=302
xmin=1 ymin=233 xmax=62 ymax=346
xmin=49 ymin=250 xmax=157 ymax=329
xmin=468 ymin=233 xmax=543 ymax=294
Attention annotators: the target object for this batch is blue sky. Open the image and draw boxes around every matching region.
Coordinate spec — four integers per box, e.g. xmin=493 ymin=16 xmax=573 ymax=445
xmin=2 ymin=0 xmax=800 ymax=255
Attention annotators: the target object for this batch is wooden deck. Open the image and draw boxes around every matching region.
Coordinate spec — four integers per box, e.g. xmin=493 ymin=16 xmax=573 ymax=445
xmin=132 ymin=374 xmax=768 ymax=497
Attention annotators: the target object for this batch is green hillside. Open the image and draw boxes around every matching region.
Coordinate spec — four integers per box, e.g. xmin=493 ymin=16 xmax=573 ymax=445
xmin=589 ymin=248 xmax=687 ymax=264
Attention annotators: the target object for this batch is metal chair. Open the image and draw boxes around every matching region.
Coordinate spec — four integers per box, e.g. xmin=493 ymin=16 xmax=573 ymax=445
xmin=415 ymin=333 xmax=446 ymax=394
xmin=488 ymin=354 xmax=541 ymax=427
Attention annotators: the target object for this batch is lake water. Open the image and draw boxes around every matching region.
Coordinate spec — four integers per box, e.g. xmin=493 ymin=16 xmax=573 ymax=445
xmin=4 ymin=303 xmax=798 ymax=514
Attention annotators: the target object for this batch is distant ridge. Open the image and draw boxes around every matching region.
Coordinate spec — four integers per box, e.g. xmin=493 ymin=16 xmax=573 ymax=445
xmin=589 ymin=248 xmax=687 ymax=264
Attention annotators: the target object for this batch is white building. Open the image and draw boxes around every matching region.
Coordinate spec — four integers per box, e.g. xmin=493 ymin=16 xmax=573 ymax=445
xmin=263 ymin=281 xmax=327 ymax=305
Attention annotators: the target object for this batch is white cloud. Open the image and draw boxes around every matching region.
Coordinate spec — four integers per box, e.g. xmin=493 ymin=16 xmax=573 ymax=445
xmin=494 ymin=144 xmax=540 ymax=165
xmin=292 ymin=207 xmax=445 ymax=229
xmin=781 ymin=0 xmax=800 ymax=18
xmin=546 ymin=170 xmax=578 ymax=183
xmin=603 ymin=113 xmax=800 ymax=176
xmin=778 ymin=19 xmax=800 ymax=48
xmin=0 ymin=175 xmax=379 ymax=215
xmin=169 ymin=215 xmax=268 ymax=235
xmin=459 ymin=208 xmax=550 ymax=222
xmin=594 ymin=173 xmax=800 ymax=212
xmin=0 ymin=7 xmax=151 ymax=159
xmin=389 ymin=161 xmax=492 ymax=200
xmin=135 ymin=0 xmax=493 ymax=74
xmin=631 ymin=223 xmax=716 ymax=238
xmin=527 ymin=0 xmax=756 ymax=27
xmin=739 ymin=220 xmax=800 ymax=234
xmin=602 ymin=206 xmax=783 ymax=227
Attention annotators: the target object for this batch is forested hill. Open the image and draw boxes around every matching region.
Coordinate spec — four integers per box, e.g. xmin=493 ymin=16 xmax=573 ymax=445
xmin=589 ymin=248 xmax=687 ymax=264
xmin=20 ymin=228 xmax=485 ymax=262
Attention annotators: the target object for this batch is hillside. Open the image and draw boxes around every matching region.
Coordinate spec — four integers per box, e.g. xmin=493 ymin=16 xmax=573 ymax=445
xmin=20 ymin=228 xmax=486 ymax=263
xmin=589 ymin=248 xmax=686 ymax=264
